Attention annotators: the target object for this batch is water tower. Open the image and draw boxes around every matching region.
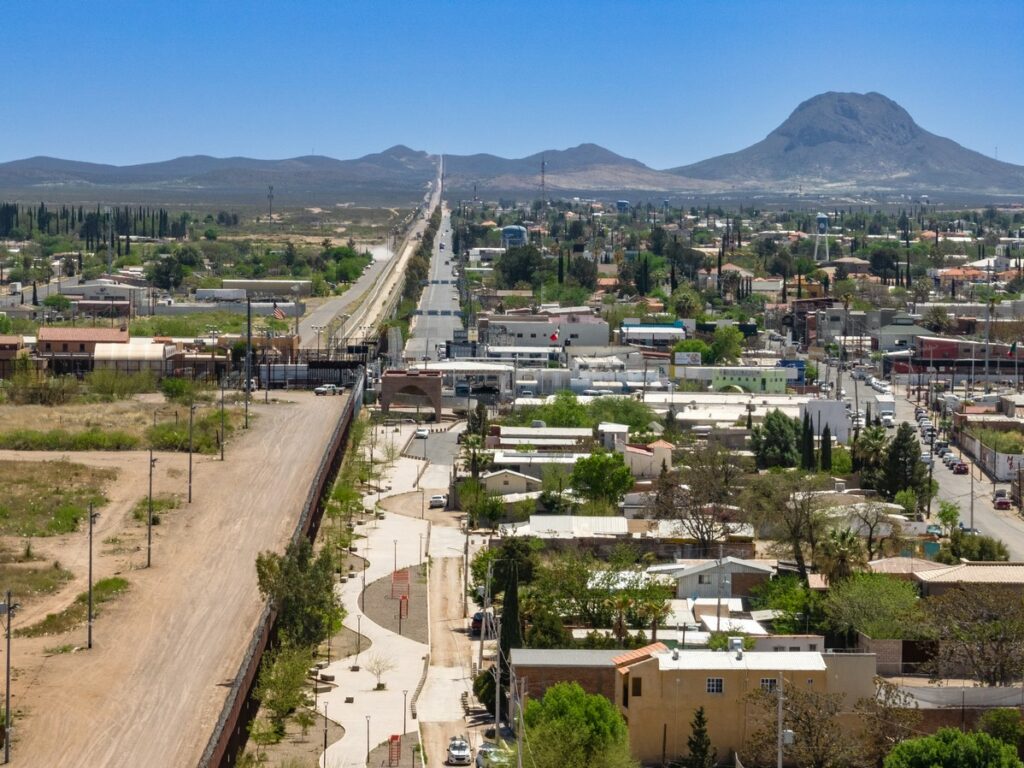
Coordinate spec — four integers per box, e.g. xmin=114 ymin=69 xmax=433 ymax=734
xmin=812 ymin=213 xmax=830 ymax=262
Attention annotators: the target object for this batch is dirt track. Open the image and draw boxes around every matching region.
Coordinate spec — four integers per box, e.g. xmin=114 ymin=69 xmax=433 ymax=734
xmin=9 ymin=392 xmax=346 ymax=767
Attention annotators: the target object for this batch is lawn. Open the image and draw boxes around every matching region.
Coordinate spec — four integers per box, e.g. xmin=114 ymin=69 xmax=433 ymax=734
xmin=0 ymin=459 xmax=115 ymax=536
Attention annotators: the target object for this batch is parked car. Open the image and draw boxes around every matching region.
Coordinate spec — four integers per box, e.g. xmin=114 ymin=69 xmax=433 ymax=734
xmin=447 ymin=736 xmax=472 ymax=766
xmin=953 ymin=461 xmax=968 ymax=474
xmin=926 ymin=524 xmax=943 ymax=537
xmin=994 ymin=489 xmax=1011 ymax=510
xmin=944 ymin=453 xmax=958 ymax=468
xmin=920 ymin=452 xmax=932 ymax=465
xmin=314 ymin=383 xmax=341 ymax=396
xmin=471 ymin=610 xmax=496 ymax=638
xmin=429 ymin=494 xmax=447 ymax=509
xmin=414 ymin=428 xmax=430 ymax=439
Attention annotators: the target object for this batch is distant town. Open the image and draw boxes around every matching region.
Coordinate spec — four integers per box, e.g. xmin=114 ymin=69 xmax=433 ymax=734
xmin=2 ymin=165 xmax=1024 ymax=768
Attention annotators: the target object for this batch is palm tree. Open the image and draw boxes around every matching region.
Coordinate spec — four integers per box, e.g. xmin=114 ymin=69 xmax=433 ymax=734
xmin=853 ymin=425 xmax=888 ymax=476
xmin=815 ymin=528 xmax=867 ymax=585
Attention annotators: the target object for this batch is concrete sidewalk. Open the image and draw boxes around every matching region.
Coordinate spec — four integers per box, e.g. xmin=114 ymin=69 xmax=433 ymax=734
xmin=319 ymin=512 xmax=430 ymax=768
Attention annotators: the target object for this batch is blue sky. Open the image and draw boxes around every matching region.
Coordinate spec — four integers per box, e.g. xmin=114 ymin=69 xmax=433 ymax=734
xmin=6 ymin=0 xmax=1023 ymax=168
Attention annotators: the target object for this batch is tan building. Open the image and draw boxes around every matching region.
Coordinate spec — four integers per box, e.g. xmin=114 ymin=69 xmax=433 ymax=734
xmin=480 ymin=469 xmax=542 ymax=496
xmin=618 ymin=649 xmax=874 ymax=765
xmin=0 ymin=335 xmax=25 ymax=378
xmin=36 ymin=326 xmax=129 ymax=375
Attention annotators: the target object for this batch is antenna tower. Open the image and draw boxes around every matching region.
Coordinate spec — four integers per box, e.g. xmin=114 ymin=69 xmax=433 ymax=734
xmin=267 ymin=185 xmax=274 ymax=224
xmin=541 ymin=156 xmax=546 ymax=207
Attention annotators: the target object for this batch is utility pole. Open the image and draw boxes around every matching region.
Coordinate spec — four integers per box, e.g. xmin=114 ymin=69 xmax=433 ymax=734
xmin=245 ymin=297 xmax=252 ymax=429
xmin=148 ymin=424 xmax=157 ymax=568
xmin=2 ymin=590 xmax=17 ymax=764
xmin=188 ymin=402 xmax=195 ymax=504
xmin=88 ymin=504 xmax=99 ymax=649
xmin=776 ymin=673 xmax=784 ymax=768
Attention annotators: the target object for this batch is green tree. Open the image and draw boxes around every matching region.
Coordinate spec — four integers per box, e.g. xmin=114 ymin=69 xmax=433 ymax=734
xmin=496 ymin=245 xmax=544 ymax=288
xmin=749 ymin=409 xmax=800 ymax=469
xmin=749 ymin=574 xmax=824 ymax=634
xmin=685 ymin=706 xmax=716 ymax=768
xmin=42 ymin=293 xmax=71 ymax=312
xmin=935 ymin=529 xmax=1009 ymax=563
xmin=522 ymin=682 xmax=636 ymax=768
xmin=672 ymin=338 xmax=712 ymax=363
xmin=893 ymin=488 xmax=918 ymax=517
xmin=979 ymin=709 xmax=1024 ymax=752
xmin=881 ymin=423 xmax=926 ymax=501
xmin=254 ymin=643 xmax=312 ymax=735
xmin=937 ymin=500 xmax=960 ymax=533
xmin=820 ymin=423 xmax=833 ymax=471
xmin=884 ymin=728 xmax=1023 ymax=768
xmin=709 ymin=325 xmax=744 ymax=364
xmin=824 ymin=573 xmax=923 ymax=640
xmin=569 ymin=451 xmax=635 ymax=510
xmin=256 ymin=538 xmax=343 ymax=649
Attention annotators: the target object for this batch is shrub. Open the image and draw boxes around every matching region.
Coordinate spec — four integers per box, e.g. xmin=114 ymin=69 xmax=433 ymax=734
xmin=159 ymin=377 xmax=211 ymax=404
xmin=147 ymin=410 xmax=232 ymax=454
xmin=85 ymin=369 xmax=156 ymax=400
xmin=0 ymin=428 xmax=139 ymax=451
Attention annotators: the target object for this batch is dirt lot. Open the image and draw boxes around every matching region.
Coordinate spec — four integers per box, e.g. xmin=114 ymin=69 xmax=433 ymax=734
xmin=7 ymin=392 xmax=346 ymax=767
xmin=0 ymin=399 xmax=162 ymax=438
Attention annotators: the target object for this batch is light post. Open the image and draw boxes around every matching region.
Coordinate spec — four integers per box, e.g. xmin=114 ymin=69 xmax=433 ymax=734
xmin=1 ymin=591 xmax=19 ymax=764
xmin=147 ymin=411 xmax=161 ymax=569
xmin=313 ymin=324 xmax=323 ymax=360
xmin=323 ymin=702 xmax=329 ymax=760
xmin=402 ymin=689 xmax=408 ymax=736
xmin=88 ymin=503 xmax=99 ymax=649
xmin=366 ymin=714 xmax=371 ymax=765
xmin=188 ymin=402 xmax=197 ymax=504
xmin=393 ymin=539 xmax=398 ymax=575
xmin=220 ymin=374 xmax=225 ymax=461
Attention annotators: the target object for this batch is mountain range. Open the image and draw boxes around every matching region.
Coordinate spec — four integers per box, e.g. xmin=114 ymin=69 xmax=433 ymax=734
xmin=1 ymin=92 xmax=1021 ymax=203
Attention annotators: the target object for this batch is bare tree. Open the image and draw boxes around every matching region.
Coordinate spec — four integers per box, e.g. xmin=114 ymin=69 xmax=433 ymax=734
xmin=854 ymin=678 xmax=921 ymax=766
xmin=744 ymin=471 xmax=830 ymax=583
xmin=666 ymin=445 xmax=745 ymax=557
xmin=850 ymin=503 xmax=903 ymax=561
xmin=366 ymin=653 xmax=396 ymax=689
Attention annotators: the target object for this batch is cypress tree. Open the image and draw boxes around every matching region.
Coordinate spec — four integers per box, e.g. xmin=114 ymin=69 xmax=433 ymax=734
xmin=685 ymin=706 xmax=716 ymax=768
xmin=557 ymin=250 xmax=564 ymax=284
xmin=821 ymin=424 xmax=833 ymax=471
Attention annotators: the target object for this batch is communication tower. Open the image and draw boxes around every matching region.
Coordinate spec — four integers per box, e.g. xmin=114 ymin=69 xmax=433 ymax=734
xmin=812 ymin=213 xmax=830 ymax=262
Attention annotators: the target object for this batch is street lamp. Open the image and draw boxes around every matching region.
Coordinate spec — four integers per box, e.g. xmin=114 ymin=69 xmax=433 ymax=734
xmin=1 ymin=592 xmax=19 ymax=764
xmin=366 ymin=714 xmax=372 ymax=765
xmin=313 ymin=324 xmax=324 ymax=360
xmin=88 ymin=504 xmax=100 ymax=649
xmin=402 ymin=689 xmax=409 ymax=736
xmin=323 ymin=702 xmax=329 ymax=760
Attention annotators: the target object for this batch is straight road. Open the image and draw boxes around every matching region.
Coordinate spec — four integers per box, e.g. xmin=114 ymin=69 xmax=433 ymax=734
xmin=894 ymin=394 xmax=1024 ymax=559
xmin=0 ymin=274 xmax=80 ymax=309
xmin=12 ymin=393 xmax=347 ymax=766
xmin=404 ymin=208 xmax=461 ymax=362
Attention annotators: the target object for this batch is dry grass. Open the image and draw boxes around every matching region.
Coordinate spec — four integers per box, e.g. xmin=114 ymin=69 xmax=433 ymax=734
xmin=0 ymin=400 xmax=162 ymax=440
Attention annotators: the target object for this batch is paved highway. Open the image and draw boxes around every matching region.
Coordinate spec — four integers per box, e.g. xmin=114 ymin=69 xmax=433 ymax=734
xmin=0 ymin=275 xmax=81 ymax=309
xmin=893 ymin=394 xmax=1024 ymax=559
xmin=404 ymin=207 xmax=461 ymax=362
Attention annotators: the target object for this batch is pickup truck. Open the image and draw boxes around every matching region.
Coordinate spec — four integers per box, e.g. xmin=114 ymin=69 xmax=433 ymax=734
xmin=314 ymin=383 xmax=341 ymax=396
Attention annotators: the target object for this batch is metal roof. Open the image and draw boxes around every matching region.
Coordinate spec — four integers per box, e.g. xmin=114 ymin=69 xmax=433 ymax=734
xmin=510 ymin=648 xmax=620 ymax=668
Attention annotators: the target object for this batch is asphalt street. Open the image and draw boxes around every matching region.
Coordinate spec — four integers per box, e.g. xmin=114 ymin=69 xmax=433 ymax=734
xmin=404 ymin=208 xmax=461 ymax=362
xmin=893 ymin=393 xmax=1024 ymax=559
xmin=0 ymin=274 xmax=80 ymax=309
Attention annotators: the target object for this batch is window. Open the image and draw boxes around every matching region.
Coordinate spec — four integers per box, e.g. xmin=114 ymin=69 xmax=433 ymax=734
xmin=789 ymin=646 xmax=800 ymax=652
xmin=760 ymin=679 xmax=777 ymax=692
xmin=697 ymin=574 xmax=712 ymax=585
xmin=62 ymin=343 xmax=69 ymax=352
xmin=808 ymin=643 xmax=817 ymax=651
xmin=807 ymin=679 xmax=814 ymax=687
xmin=706 ymin=678 xmax=723 ymax=694
xmin=79 ymin=343 xmax=86 ymax=352
xmin=622 ymin=677 xmax=629 ymax=707
xmin=530 ymin=333 xmax=536 ymax=338
xmin=772 ymin=645 xmax=784 ymax=652
xmin=631 ymin=677 xmax=642 ymax=697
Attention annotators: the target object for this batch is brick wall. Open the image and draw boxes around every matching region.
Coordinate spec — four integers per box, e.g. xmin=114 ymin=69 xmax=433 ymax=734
xmin=512 ymin=664 xmax=617 ymax=703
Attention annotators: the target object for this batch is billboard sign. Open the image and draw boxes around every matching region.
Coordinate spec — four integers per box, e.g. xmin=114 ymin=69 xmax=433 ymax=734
xmin=674 ymin=352 xmax=702 ymax=365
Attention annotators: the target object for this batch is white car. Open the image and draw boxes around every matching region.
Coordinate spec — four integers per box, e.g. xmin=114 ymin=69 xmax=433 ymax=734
xmin=414 ymin=427 xmax=430 ymax=439
xmin=314 ymin=384 xmax=341 ymax=396
xmin=429 ymin=494 xmax=447 ymax=509
xmin=447 ymin=736 xmax=472 ymax=766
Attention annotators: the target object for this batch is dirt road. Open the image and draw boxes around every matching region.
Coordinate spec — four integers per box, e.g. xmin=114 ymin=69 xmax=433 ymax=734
xmin=10 ymin=392 xmax=346 ymax=767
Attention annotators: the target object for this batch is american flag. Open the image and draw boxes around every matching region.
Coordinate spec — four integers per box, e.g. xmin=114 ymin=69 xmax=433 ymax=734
xmin=273 ymin=306 xmax=286 ymax=320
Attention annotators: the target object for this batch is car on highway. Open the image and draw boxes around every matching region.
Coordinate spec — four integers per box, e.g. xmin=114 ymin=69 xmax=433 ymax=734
xmin=314 ymin=384 xmax=341 ymax=396
xmin=414 ymin=427 xmax=430 ymax=439
xmin=953 ymin=461 xmax=968 ymax=474
xmin=429 ymin=494 xmax=447 ymax=509
xmin=447 ymin=736 xmax=472 ymax=766
xmin=994 ymin=489 xmax=1011 ymax=510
